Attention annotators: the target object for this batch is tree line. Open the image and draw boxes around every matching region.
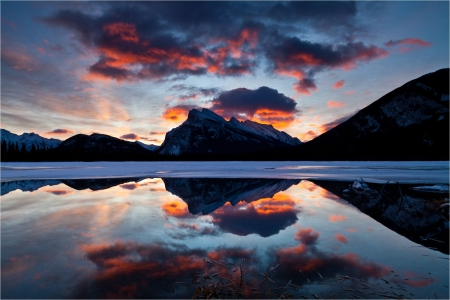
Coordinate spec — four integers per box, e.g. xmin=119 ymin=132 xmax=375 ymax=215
xmin=1 ymin=141 xmax=56 ymax=161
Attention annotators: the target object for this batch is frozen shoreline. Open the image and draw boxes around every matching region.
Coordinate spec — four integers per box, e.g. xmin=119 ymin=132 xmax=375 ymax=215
xmin=1 ymin=161 xmax=449 ymax=184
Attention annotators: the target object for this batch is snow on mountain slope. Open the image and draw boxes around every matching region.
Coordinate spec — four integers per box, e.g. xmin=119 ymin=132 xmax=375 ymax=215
xmin=134 ymin=141 xmax=159 ymax=151
xmin=158 ymin=108 xmax=301 ymax=156
xmin=1 ymin=129 xmax=62 ymax=151
xmin=230 ymin=118 xmax=301 ymax=146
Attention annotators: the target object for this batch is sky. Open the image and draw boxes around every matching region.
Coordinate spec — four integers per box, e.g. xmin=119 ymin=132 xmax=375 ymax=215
xmin=1 ymin=1 xmax=449 ymax=145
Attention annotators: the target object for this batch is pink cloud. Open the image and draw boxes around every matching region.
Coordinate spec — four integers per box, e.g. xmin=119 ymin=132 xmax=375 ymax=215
xmin=327 ymin=101 xmax=345 ymax=108
xmin=335 ymin=234 xmax=348 ymax=244
xmin=333 ymin=80 xmax=345 ymax=89
xmin=385 ymin=38 xmax=432 ymax=47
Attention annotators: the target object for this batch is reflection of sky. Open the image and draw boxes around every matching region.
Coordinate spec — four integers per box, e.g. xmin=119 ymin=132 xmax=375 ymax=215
xmin=1 ymin=178 xmax=448 ymax=298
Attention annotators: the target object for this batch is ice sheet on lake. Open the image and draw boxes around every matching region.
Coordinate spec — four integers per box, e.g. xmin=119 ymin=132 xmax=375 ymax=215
xmin=1 ymin=161 xmax=448 ymax=184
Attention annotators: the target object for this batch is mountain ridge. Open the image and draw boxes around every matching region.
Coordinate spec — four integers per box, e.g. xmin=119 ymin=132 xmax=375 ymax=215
xmin=158 ymin=108 xmax=301 ymax=156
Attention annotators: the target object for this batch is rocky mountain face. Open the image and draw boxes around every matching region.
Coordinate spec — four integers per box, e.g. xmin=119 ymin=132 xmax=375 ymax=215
xmin=158 ymin=108 xmax=301 ymax=156
xmin=298 ymin=68 xmax=449 ymax=160
xmin=1 ymin=129 xmax=61 ymax=151
xmin=53 ymin=133 xmax=155 ymax=161
xmin=162 ymin=177 xmax=300 ymax=215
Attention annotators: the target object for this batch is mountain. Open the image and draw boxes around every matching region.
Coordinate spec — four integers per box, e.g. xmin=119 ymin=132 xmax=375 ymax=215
xmin=1 ymin=129 xmax=62 ymax=151
xmin=134 ymin=141 xmax=159 ymax=151
xmin=52 ymin=133 xmax=156 ymax=161
xmin=158 ymin=108 xmax=301 ymax=156
xmin=296 ymin=68 xmax=449 ymax=160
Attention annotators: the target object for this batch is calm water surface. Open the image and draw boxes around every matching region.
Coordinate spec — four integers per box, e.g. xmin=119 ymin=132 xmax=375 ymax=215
xmin=1 ymin=178 xmax=449 ymax=299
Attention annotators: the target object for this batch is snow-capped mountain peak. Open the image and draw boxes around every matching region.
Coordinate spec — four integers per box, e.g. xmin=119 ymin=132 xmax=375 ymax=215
xmin=158 ymin=108 xmax=301 ymax=156
xmin=1 ymin=129 xmax=62 ymax=151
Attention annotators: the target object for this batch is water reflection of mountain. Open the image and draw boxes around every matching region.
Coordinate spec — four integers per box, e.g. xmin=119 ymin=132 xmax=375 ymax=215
xmin=162 ymin=178 xmax=300 ymax=215
xmin=1 ymin=179 xmax=62 ymax=195
xmin=61 ymin=178 xmax=145 ymax=191
xmin=162 ymin=178 xmax=301 ymax=237
xmin=311 ymin=180 xmax=449 ymax=254
xmin=1 ymin=177 xmax=144 ymax=195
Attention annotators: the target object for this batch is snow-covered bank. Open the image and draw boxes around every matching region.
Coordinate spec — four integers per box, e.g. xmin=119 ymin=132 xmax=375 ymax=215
xmin=1 ymin=161 xmax=448 ymax=184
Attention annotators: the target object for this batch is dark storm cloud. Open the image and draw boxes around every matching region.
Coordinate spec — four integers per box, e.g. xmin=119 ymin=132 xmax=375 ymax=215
xmin=120 ymin=133 xmax=139 ymax=140
xmin=264 ymin=36 xmax=388 ymax=93
xmin=210 ymin=86 xmax=298 ymax=120
xmin=46 ymin=128 xmax=74 ymax=135
xmin=294 ymin=78 xmax=317 ymax=95
xmin=267 ymin=1 xmax=358 ymax=32
xmin=170 ymin=85 xmax=222 ymax=101
xmin=38 ymin=1 xmax=385 ymax=90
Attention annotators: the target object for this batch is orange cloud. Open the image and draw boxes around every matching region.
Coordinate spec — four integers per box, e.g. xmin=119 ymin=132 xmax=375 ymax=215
xmin=335 ymin=234 xmax=348 ymax=244
xmin=327 ymin=101 xmax=345 ymax=108
xmin=333 ymin=80 xmax=345 ymax=89
xmin=346 ymin=228 xmax=358 ymax=233
xmin=329 ymin=214 xmax=347 ymax=222
xmin=252 ymin=109 xmax=296 ymax=129
xmin=298 ymin=130 xmax=319 ymax=142
xmin=162 ymin=105 xmax=198 ymax=122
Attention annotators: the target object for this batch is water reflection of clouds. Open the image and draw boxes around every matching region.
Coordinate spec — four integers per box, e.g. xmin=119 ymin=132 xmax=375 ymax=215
xmin=76 ymin=240 xmax=257 ymax=298
xmin=162 ymin=199 xmax=193 ymax=219
xmin=168 ymin=221 xmax=221 ymax=239
xmin=161 ymin=189 xmax=302 ymax=238
xmin=329 ymin=214 xmax=347 ymax=222
xmin=209 ymin=192 xmax=300 ymax=237
xmin=2 ymin=178 xmax=448 ymax=299
xmin=275 ymin=228 xmax=391 ymax=283
xmin=41 ymin=187 xmax=74 ymax=196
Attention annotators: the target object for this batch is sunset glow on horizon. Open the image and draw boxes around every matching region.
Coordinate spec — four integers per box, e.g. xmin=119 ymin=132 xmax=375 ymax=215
xmin=1 ymin=1 xmax=448 ymax=143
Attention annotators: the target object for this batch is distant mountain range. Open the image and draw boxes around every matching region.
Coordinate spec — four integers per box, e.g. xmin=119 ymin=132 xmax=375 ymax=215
xmin=1 ymin=68 xmax=448 ymax=161
xmin=1 ymin=129 xmax=62 ymax=151
xmin=51 ymin=133 xmax=158 ymax=161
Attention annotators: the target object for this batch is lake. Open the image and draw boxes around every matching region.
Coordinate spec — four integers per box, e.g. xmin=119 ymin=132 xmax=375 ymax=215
xmin=1 ymin=174 xmax=448 ymax=299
